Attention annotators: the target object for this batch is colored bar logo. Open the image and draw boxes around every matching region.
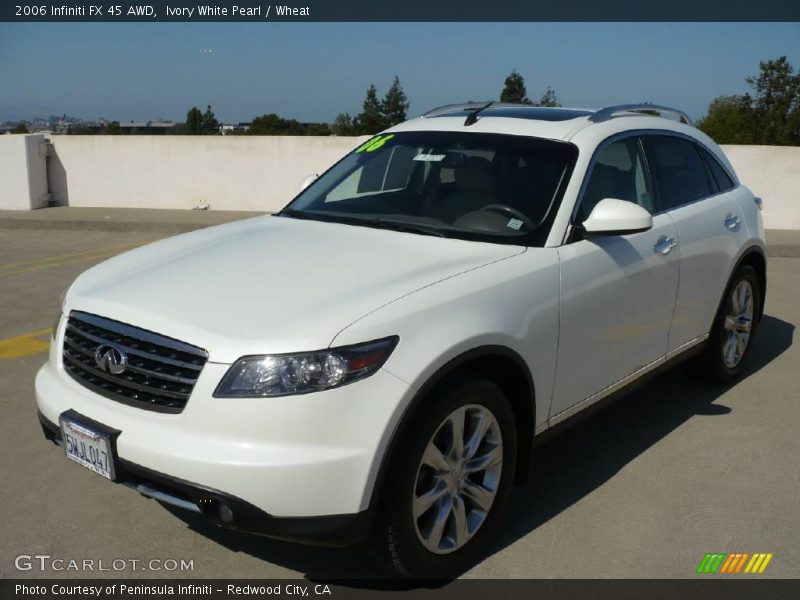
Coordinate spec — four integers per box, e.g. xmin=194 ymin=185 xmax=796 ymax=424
xmin=696 ymin=552 xmax=773 ymax=574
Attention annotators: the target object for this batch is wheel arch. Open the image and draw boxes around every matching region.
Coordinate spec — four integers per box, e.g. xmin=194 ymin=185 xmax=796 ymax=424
xmin=368 ymin=345 xmax=536 ymax=514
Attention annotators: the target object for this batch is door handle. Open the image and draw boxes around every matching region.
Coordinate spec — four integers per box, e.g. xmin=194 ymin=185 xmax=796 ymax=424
xmin=723 ymin=213 xmax=741 ymax=230
xmin=654 ymin=235 xmax=677 ymax=255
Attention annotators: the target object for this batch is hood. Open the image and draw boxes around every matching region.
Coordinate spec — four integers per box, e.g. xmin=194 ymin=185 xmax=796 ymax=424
xmin=66 ymin=215 xmax=523 ymax=363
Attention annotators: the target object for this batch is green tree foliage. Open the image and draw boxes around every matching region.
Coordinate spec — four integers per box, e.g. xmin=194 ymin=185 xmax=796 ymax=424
xmin=697 ymin=56 xmax=800 ymax=145
xmin=201 ymin=105 xmax=219 ymax=134
xmin=695 ymin=96 xmax=755 ymax=144
xmin=183 ymin=105 xmax=220 ymax=135
xmin=331 ymin=113 xmax=356 ymax=136
xmin=536 ymin=86 xmax=561 ymax=107
xmin=304 ymin=122 xmax=333 ymax=136
xmin=105 ymin=121 xmax=121 ymax=135
xmin=356 ymin=84 xmax=387 ymax=134
xmin=249 ymin=113 xmax=305 ymax=135
xmin=185 ymin=106 xmax=203 ymax=135
xmin=11 ymin=123 xmax=29 ymax=134
xmin=500 ymin=70 xmax=532 ymax=105
xmin=248 ymin=114 xmax=330 ymax=136
xmin=746 ymin=56 xmax=800 ymax=145
xmin=382 ymin=76 xmax=410 ymax=126
xmin=500 ymin=70 xmax=560 ymax=107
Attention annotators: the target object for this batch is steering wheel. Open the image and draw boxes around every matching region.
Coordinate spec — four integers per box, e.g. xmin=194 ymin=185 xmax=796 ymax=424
xmin=479 ymin=204 xmax=535 ymax=230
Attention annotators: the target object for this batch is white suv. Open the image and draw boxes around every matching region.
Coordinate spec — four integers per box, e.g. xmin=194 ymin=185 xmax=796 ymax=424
xmin=37 ymin=103 xmax=766 ymax=577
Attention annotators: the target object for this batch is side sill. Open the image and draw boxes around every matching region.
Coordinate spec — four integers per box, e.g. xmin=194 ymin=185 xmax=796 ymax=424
xmin=538 ymin=333 xmax=709 ymax=437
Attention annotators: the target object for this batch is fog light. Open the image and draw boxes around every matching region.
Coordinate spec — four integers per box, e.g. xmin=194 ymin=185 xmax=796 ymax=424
xmin=218 ymin=503 xmax=234 ymax=524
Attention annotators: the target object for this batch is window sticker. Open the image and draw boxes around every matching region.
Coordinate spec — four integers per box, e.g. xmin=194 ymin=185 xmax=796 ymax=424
xmin=507 ymin=218 xmax=524 ymax=230
xmin=413 ymin=153 xmax=446 ymax=162
xmin=355 ymin=134 xmax=395 ymax=153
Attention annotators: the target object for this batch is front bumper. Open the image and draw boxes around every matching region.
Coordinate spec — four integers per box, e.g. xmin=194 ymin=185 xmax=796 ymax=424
xmin=38 ymin=413 xmax=371 ymax=546
xmin=35 ymin=341 xmax=412 ymax=544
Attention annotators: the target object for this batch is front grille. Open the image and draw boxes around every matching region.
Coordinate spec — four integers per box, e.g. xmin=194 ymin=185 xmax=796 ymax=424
xmin=62 ymin=311 xmax=208 ymax=413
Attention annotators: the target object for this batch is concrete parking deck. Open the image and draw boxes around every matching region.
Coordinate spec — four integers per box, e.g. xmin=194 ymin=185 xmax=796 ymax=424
xmin=0 ymin=228 xmax=798 ymax=580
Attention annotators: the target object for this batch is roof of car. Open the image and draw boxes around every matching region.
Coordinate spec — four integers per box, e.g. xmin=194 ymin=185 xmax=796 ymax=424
xmin=387 ymin=103 xmax=700 ymax=145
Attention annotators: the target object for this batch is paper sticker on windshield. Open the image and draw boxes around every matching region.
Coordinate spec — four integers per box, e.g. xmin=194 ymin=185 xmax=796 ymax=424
xmin=507 ymin=218 xmax=524 ymax=231
xmin=355 ymin=134 xmax=395 ymax=153
xmin=413 ymin=153 xmax=446 ymax=162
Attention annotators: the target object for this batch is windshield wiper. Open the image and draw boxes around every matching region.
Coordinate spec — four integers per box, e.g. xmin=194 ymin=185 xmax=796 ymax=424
xmin=276 ymin=210 xmax=447 ymax=237
xmin=274 ymin=208 xmax=309 ymax=219
xmin=370 ymin=218 xmax=447 ymax=238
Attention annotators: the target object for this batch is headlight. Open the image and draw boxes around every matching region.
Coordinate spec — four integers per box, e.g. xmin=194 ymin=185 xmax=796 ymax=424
xmin=214 ymin=336 xmax=399 ymax=398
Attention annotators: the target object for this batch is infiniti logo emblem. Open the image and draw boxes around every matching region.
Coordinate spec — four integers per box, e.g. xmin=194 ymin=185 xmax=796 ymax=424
xmin=94 ymin=343 xmax=128 ymax=375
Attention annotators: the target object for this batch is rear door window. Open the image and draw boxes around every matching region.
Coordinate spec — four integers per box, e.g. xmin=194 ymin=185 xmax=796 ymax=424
xmin=699 ymin=146 xmax=736 ymax=192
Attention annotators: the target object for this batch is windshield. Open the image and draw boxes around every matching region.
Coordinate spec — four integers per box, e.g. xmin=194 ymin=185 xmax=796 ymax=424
xmin=281 ymin=131 xmax=578 ymax=246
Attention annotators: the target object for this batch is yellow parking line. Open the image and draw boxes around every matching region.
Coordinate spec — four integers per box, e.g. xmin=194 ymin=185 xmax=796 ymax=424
xmin=0 ymin=327 xmax=51 ymax=360
xmin=0 ymin=243 xmax=148 ymax=278
xmin=0 ymin=240 xmax=148 ymax=270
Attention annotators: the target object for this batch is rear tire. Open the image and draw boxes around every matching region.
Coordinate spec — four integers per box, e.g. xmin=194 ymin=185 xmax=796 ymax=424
xmin=370 ymin=378 xmax=517 ymax=579
xmin=696 ymin=264 xmax=761 ymax=384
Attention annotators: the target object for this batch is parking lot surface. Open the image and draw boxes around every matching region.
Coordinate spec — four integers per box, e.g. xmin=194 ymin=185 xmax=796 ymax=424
xmin=1 ymin=228 xmax=798 ymax=580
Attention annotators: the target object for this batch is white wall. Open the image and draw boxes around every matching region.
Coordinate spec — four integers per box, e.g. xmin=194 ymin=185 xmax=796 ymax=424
xmin=0 ymin=134 xmax=797 ymax=231
xmin=45 ymin=135 xmax=369 ymax=212
xmin=720 ymin=145 xmax=800 ymax=231
xmin=0 ymin=134 xmax=49 ymax=210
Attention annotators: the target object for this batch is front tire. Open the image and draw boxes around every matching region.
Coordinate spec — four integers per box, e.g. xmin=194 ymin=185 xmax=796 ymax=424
xmin=699 ymin=264 xmax=761 ymax=384
xmin=371 ymin=379 xmax=517 ymax=578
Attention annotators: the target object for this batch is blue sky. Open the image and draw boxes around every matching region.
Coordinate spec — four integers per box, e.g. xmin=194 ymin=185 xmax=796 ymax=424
xmin=1 ymin=22 xmax=799 ymax=123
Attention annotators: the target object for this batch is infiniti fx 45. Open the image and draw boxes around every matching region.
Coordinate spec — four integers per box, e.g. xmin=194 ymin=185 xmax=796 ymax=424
xmin=37 ymin=103 xmax=766 ymax=577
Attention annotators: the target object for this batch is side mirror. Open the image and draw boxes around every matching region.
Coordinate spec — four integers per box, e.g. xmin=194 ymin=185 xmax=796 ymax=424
xmin=299 ymin=173 xmax=319 ymax=192
xmin=582 ymin=198 xmax=653 ymax=236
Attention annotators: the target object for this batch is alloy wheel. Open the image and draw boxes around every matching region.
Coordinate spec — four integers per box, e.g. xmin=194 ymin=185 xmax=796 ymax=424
xmin=722 ymin=280 xmax=754 ymax=369
xmin=412 ymin=404 xmax=503 ymax=554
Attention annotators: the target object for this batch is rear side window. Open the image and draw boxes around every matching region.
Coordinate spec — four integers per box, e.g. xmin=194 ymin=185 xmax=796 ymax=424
xmin=699 ymin=147 xmax=736 ymax=192
xmin=644 ymin=136 xmax=713 ymax=210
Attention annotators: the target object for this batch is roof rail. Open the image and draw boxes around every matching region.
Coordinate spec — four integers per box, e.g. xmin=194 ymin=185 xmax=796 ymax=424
xmin=590 ymin=104 xmax=692 ymax=125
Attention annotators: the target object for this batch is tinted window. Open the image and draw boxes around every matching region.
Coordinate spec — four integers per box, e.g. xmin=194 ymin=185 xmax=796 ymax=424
xmin=579 ymin=138 xmax=652 ymax=222
xmin=700 ymin=147 xmax=735 ymax=192
xmin=644 ymin=136 xmax=713 ymax=210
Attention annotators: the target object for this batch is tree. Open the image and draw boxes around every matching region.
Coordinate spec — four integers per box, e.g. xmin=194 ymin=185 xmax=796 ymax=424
xmin=331 ymin=113 xmax=355 ymax=136
xmin=696 ymin=95 xmax=755 ymax=144
xmin=201 ymin=105 xmax=219 ymax=134
xmin=185 ymin=106 xmax=203 ymax=135
xmin=249 ymin=113 xmax=305 ymax=135
xmin=106 ymin=121 xmax=121 ymax=135
xmin=304 ymin=122 xmax=332 ymax=136
xmin=500 ymin=69 xmax=532 ymax=105
xmin=11 ymin=123 xmax=29 ymax=134
xmin=536 ymin=86 xmax=561 ymax=107
xmin=746 ymin=56 xmax=800 ymax=145
xmin=356 ymin=84 xmax=387 ymax=134
xmin=697 ymin=56 xmax=800 ymax=145
xmin=382 ymin=76 xmax=409 ymax=126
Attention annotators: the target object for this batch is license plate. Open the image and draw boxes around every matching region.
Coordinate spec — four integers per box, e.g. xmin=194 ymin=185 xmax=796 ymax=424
xmin=60 ymin=415 xmax=116 ymax=480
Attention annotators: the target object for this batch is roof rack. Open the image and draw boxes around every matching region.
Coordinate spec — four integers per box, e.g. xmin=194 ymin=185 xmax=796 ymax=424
xmin=590 ymin=104 xmax=692 ymax=125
